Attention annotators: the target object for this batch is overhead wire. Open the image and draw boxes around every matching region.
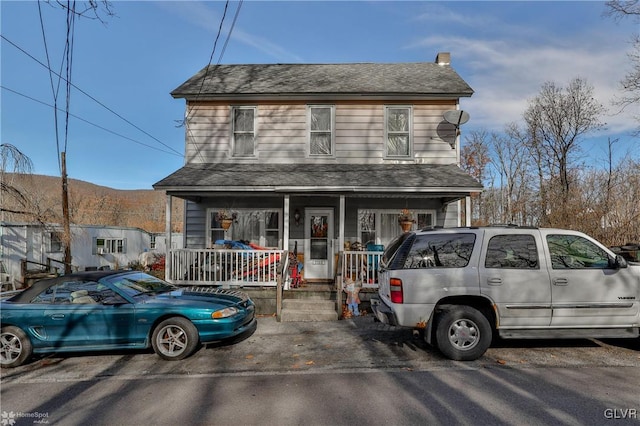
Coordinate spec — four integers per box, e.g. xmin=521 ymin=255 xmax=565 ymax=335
xmin=1 ymin=85 xmax=182 ymax=156
xmin=1 ymin=34 xmax=182 ymax=157
xmin=37 ymin=0 xmax=63 ymax=171
xmin=63 ymin=1 xmax=76 ymax=155
xmin=186 ymin=0 xmax=243 ymax=163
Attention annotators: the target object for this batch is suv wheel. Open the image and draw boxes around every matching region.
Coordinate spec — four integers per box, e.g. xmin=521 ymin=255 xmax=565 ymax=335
xmin=436 ymin=306 xmax=492 ymax=361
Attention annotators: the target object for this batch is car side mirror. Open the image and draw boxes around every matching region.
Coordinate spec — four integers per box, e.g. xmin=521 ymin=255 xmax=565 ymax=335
xmin=611 ymin=255 xmax=628 ymax=269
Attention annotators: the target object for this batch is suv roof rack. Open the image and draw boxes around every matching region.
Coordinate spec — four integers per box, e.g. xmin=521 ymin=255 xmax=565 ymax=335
xmin=488 ymin=223 xmax=539 ymax=229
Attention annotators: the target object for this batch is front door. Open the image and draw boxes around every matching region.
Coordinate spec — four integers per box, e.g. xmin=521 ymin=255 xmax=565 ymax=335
xmin=304 ymin=208 xmax=334 ymax=280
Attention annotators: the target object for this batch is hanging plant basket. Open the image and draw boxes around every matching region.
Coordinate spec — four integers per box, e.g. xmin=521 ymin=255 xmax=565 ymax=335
xmin=221 ymin=219 xmax=233 ymax=230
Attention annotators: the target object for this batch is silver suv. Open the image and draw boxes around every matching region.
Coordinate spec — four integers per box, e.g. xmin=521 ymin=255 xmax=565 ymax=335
xmin=371 ymin=226 xmax=640 ymax=361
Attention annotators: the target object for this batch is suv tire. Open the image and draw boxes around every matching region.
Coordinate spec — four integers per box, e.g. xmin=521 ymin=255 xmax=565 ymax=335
xmin=436 ymin=306 xmax=492 ymax=361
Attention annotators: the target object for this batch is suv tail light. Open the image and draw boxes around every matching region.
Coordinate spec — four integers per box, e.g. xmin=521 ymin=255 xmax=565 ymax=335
xmin=390 ymin=278 xmax=403 ymax=304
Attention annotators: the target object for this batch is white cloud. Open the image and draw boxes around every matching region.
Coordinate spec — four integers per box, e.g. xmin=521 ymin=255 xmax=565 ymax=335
xmin=154 ymin=1 xmax=303 ymax=63
xmin=412 ymin=34 xmax=636 ymax=135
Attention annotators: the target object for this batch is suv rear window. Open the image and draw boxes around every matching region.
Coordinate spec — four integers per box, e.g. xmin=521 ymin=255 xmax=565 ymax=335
xmin=403 ymin=233 xmax=475 ymax=268
xmin=381 ymin=232 xmax=414 ymax=268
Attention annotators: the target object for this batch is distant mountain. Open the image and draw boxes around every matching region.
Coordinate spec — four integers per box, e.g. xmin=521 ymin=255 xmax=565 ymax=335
xmin=1 ymin=173 xmax=182 ymax=233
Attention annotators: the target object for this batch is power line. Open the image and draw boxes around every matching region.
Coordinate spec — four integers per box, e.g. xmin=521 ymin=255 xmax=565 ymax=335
xmin=1 ymin=85 xmax=182 ymax=157
xmin=186 ymin=0 xmax=243 ymax=163
xmin=1 ymin=34 xmax=182 ymax=157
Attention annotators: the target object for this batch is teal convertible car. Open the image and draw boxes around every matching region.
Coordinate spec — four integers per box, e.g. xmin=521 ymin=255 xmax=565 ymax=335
xmin=0 ymin=270 xmax=256 ymax=367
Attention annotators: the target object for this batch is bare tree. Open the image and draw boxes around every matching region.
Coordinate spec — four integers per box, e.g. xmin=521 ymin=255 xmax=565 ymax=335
xmin=605 ymin=0 xmax=640 ymax=18
xmin=605 ymin=0 xmax=640 ymax=135
xmin=461 ymin=130 xmax=491 ymax=224
xmin=0 ymin=144 xmax=35 ymax=217
xmin=43 ymin=0 xmax=115 ymax=21
xmin=39 ymin=0 xmax=115 ymax=273
xmin=489 ymin=124 xmax=536 ymax=225
xmin=523 ymin=78 xmax=606 ymax=215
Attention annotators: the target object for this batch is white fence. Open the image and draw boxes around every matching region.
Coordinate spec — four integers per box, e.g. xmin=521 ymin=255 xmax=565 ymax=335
xmin=168 ymin=248 xmax=383 ymax=288
xmin=341 ymin=250 xmax=383 ymax=288
xmin=169 ymin=248 xmax=283 ymax=286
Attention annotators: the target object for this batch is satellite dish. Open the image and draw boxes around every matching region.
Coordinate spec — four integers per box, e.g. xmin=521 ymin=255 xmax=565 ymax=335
xmin=443 ymin=110 xmax=470 ymax=127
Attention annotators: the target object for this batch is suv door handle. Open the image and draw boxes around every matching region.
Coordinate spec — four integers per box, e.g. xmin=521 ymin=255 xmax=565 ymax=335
xmin=487 ymin=278 xmax=502 ymax=286
xmin=553 ymin=278 xmax=568 ymax=286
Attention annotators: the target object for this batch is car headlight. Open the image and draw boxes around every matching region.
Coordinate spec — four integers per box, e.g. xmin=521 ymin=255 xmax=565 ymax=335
xmin=211 ymin=307 xmax=239 ymax=319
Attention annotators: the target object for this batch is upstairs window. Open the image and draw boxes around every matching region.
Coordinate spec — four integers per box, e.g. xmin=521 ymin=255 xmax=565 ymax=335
xmin=232 ymin=106 xmax=256 ymax=157
xmin=385 ymin=106 xmax=412 ymax=157
xmin=308 ymin=105 xmax=334 ymax=156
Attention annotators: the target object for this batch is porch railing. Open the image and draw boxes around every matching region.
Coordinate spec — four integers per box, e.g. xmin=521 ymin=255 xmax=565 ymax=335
xmin=168 ymin=248 xmax=382 ymax=288
xmin=168 ymin=248 xmax=284 ymax=286
xmin=341 ymin=250 xmax=383 ymax=288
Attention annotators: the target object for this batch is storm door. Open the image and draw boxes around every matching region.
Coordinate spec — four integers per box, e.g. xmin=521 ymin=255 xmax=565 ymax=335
xmin=304 ymin=208 xmax=334 ymax=280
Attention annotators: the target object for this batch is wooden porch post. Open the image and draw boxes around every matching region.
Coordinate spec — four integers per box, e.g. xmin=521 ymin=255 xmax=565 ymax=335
xmin=338 ymin=195 xmax=345 ymax=252
xmin=283 ymin=195 xmax=290 ymax=251
xmin=465 ymin=196 xmax=471 ymax=226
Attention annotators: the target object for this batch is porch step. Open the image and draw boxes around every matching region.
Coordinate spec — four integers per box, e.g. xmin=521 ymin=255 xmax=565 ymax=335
xmin=280 ymin=299 xmax=339 ymax=322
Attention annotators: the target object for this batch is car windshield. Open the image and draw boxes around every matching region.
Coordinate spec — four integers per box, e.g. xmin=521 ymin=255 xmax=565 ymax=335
xmin=106 ymin=272 xmax=176 ymax=298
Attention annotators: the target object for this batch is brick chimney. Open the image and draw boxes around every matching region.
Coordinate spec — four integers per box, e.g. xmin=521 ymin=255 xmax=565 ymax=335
xmin=435 ymin=52 xmax=451 ymax=65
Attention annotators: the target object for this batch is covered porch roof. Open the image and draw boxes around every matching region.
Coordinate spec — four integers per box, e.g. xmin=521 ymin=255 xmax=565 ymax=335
xmin=153 ymin=163 xmax=483 ymax=202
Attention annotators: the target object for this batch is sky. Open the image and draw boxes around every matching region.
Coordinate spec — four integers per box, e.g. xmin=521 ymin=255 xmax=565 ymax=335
xmin=1 ymin=0 xmax=638 ymax=190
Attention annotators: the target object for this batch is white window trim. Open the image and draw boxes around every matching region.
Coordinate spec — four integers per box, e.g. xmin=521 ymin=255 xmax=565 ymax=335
xmin=307 ymin=104 xmax=335 ymax=157
xmin=357 ymin=209 xmax=436 ymax=247
xmin=207 ymin=208 xmax=283 ymax=248
xmin=94 ymin=237 xmax=126 ymax=254
xmin=384 ymin=105 xmax=413 ymax=158
xmin=230 ymin=106 xmax=257 ymax=158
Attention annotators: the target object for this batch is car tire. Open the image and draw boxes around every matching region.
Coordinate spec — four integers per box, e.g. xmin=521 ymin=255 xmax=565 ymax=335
xmin=1 ymin=326 xmax=33 ymax=368
xmin=435 ymin=306 xmax=492 ymax=361
xmin=151 ymin=317 xmax=200 ymax=361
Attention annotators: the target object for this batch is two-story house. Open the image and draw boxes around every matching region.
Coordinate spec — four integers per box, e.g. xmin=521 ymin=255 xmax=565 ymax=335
xmin=154 ymin=52 xmax=482 ymax=300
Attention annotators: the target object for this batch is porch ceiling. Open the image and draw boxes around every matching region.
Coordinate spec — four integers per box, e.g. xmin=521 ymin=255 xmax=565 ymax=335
xmin=153 ymin=163 xmax=483 ymax=198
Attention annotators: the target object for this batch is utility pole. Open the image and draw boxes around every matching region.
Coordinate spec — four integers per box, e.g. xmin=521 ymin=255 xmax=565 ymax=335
xmin=61 ymin=152 xmax=72 ymax=273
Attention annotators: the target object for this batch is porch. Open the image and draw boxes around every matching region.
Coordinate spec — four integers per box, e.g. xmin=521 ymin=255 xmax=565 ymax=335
xmin=167 ymin=247 xmax=384 ymax=289
xmin=154 ymin=163 xmax=482 ymax=321
xmin=166 ymin=247 xmax=385 ymax=320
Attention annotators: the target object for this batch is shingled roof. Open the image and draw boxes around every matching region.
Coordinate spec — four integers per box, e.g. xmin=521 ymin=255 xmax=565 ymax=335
xmin=153 ymin=163 xmax=482 ymax=196
xmin=171 ymin=62 xmax=474 ymax=100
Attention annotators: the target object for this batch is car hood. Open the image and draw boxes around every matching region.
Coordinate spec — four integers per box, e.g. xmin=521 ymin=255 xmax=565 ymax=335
xmin=143 ymin=287 xmax=252 ymax=309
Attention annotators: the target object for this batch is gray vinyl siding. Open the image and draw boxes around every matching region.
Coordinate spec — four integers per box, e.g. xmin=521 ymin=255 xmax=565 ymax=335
xmin=183 ymin=101 xmax=458 ymax=165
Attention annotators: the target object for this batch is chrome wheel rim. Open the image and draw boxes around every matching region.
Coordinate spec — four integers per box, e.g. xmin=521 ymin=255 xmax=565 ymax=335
xmin=447 ymin=319 xmax=479 ymax=351
xmin=0 ymin=332 xmax=22 ymax=365
xmin=156 ymin=325 xmax=188 ymax=357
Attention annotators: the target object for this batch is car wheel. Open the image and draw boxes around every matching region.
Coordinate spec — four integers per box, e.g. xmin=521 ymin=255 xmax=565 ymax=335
xmin=435 ymin=306 xmax=492 ymax=361
xmin=1 ymin=326 xmax=33 ymax=368
xmin=151 ymin=317 xmax=200 ymax=361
